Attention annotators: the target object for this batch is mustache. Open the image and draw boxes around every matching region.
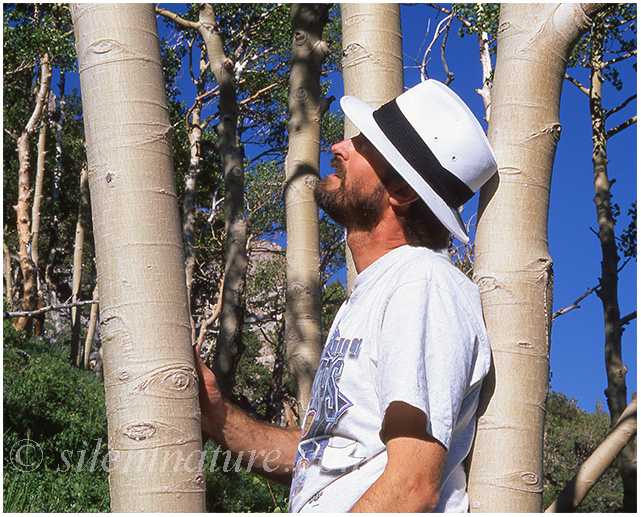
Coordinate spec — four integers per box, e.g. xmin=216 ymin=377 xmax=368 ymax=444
xmin=330 ymin=157 xmax=346 ymax=178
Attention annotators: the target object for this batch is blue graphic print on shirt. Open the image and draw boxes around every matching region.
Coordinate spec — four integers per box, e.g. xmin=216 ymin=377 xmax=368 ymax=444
xmin=289 ymin=326 xmax=363 ymax=503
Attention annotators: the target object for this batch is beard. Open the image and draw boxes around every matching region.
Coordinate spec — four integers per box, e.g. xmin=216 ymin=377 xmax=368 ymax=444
xmin=314 ymin=157 xmax=386 ymax=232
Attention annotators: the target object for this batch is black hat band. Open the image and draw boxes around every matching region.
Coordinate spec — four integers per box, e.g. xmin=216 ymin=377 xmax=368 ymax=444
xmin=372 ymin=100 xmax=474 ymax=208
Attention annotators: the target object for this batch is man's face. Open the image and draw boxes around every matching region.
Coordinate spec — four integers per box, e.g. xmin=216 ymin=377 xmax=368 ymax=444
xmin=314 ymin=134 xmax=389 ymax=232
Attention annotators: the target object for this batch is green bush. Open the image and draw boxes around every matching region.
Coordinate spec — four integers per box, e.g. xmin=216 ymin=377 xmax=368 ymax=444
xmin=3 ymin=320 xmax=110 ymax=512
xmin=202 ymin=439 xmax=289 ymax=512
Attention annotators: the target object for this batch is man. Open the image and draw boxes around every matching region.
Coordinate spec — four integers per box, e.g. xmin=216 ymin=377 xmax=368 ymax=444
xmin=194 ymin=79 xmax=497 ymax=512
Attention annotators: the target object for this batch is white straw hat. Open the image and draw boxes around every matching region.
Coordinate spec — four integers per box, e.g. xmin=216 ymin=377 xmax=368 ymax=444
xmin=340 ymin=79 xmax=497 ymax=244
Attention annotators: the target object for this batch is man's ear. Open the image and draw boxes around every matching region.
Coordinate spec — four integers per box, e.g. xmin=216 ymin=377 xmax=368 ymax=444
xmin=388 ymin=182 xmax=419 ymax=207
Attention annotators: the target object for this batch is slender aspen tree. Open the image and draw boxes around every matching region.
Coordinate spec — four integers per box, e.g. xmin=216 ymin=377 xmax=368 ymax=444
xmin=30 ymin=77 xmax=50 ymax=272
xmin=155 ymin=4 xmax=249 ymax=395
xmin=71 ymin=4 xmax=205 ymax=511
xmin=585 ymin=13 xmax=637 ymax=508
xmin=196 ymin=4 xmax=249 ymax=395
xmin=183 ymin=51 xmax=210 ymax=344
xmin=13 ymin=53 xmax=51 ymax=332
xmin=468 ymin=3 xmax=607 ymax=512
xmin=70 ymin=167 xmax=90 ymax=366
xmin=340 ymin=3 xmax=403 ymax=291
xmin=284 ymin=3 xmax=330 ymax=414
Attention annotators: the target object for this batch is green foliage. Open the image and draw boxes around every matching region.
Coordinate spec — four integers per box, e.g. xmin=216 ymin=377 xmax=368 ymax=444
xmin=613 ymin=202 xmax=637 ymax=259
xmin=202 ymin=440 xmax=289 ymax=512
xmin=567 ymin=4 xmax=637 ymax=89
xmin=543 ymin=391 xmax=624 ymax=512
xmin=453 ymin=3 xmax=500 ymax=54
xmin=3 ymin=320 xmax=110 ymax=512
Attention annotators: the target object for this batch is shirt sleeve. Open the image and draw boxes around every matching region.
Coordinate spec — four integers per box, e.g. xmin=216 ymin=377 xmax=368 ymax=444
xmin=376 ymin=279 xmax=478 ymax=451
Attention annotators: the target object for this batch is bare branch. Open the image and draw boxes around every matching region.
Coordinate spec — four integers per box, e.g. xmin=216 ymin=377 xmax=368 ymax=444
xmin=619 ymin=311 xmax=637 ymax=328
xmin=552 ymin=285 xmax=598 ymax=320
xmin=238 ymin=82 xmax=280 ymax=107
xmin=426 ymin=3 xmax=472 ymax=28
xmin=564 ymin=73 xmax=590 ymax=96
xmin=439 ymin=14 xmax=455 ymax=85
xmin=603 ymin=49 xmax=637 ymax=67
xmin=5 ymin=299 xmax=98 ymax=319
xmin=4 ymin=128 xmax=19 ymax=141
xmin=604 ymin=93 xmax=637 ymax=121
xmin=156 ymin=6 xmax=200 ymax=31
xmin=606 ymin=115 xmax=637 ymax=139
xmin=421 ymin=13 xmax=453 ymax=80
xmin=196 ymin=274 xmax=225 ymax=348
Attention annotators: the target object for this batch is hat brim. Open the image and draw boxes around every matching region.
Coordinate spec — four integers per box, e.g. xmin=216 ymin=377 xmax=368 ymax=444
xmin=341 ymin=96 xmax=470 ymax=244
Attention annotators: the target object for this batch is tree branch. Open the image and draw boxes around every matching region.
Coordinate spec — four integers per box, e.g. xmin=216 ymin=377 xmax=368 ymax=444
xmin=619 ymin=311 xmax=637 ymax=328
xmin=604 ymin=93 xmax=637 ymax=121
xmin=5 ymin=299 xmax=98 ymax=319
xmin=552 ymin=285 xmax=598 ymax=320
xmin=155 ymin=6 xmax=200 ymax=31
xmin=564 ymin=73 xmax=590 ymax=96
xmin=421 ymin=13 xmax=453 ymax=80
xmin=603 ymin=49 xmax=637 ymax=67
xmin=439 ymin=13 xmax=455 ymax=85
xmin=606 ymin=115 xmax=637 ymax=139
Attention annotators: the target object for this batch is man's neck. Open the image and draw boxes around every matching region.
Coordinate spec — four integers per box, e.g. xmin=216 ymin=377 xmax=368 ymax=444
xmin=346 ymin=217 xmax=409 ymax=274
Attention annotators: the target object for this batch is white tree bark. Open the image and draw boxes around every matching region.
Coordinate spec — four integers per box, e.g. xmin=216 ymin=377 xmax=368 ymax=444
xmin=71 ymin=4 xmax=205 ymax=511
xmin=468 ymin=4 xmax=602 ymax=512
xmin=285 ymin=3 xmax=329 ymax=416
xmin=340 ymin=3 xmax=404 ymax=291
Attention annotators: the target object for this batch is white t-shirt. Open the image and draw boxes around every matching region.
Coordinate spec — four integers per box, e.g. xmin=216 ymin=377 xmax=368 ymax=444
xmin=288 ymin=245 xmax=491 ymax=513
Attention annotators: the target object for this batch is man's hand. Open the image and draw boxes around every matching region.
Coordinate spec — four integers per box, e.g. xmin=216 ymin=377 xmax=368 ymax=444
xmin=193 ymin=344 xmax=226 ymax=438
xmin=192 ymin=343 xmax=300 ymax=483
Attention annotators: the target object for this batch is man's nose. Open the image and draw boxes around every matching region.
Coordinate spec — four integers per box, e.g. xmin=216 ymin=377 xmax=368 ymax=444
xmin=331 ymin=139 xmax=352 ymax=160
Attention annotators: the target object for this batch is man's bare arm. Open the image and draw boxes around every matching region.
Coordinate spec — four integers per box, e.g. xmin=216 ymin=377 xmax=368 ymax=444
xmin=350 ymin=401 xmax=446 ymax=512
xmin=194 ymin=346 xmax=300 ymax=484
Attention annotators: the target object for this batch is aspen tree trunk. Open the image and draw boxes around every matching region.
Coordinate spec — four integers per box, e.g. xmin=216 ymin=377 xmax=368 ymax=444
xmin=197 ymin=4 xmax=249 ymax=396
xmin=285 ymin=3 xmax=330 ymax=415
xmin=71 ymin=4 xmax=205 ymax=511
xmin=47 ymin=73 xmax=66 ymax=335
xmin=14 ymin=54 xmax=52 ymax=332
xmin=468 ymin=4 xmax=603 ymax=512
xmin=84 ymin=285 xmax=99 ymax=369
xmin=70 ymin=167 xmax=90 ymax=366
xmin=340 ymin=3 xmax=403 ymax=291
xmin=588 ymin=25 xmax=636 ymax=510
xmin=182 ymin=56 xmax=207 ymax=344
xmin=31 ymin=80 xmax=50 ymax=272
xmin=155 ymin=5 xmax=251 ymax=394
